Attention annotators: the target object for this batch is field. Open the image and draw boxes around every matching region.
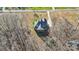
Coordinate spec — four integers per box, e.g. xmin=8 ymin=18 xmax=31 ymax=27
xmin=0 ymin=10 xmax=79 ymax=51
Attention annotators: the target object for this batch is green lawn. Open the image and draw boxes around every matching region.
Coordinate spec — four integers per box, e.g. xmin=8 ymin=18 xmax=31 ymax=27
xmin=55 ymin=7 xmax=78 ymax=9
xmin=4 ymin=7 xmax=52 ymax=10
xmin=30 ymin=7 xmax=52 ymax=10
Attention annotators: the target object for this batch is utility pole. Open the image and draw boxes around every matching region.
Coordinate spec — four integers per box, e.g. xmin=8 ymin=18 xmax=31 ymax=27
xmin=47 ymin=11 xmax=52 ymax=27
xmin=47 ymin=7 xmax=55 ymax=27
xmin=52 ymin=7 xmax=55 ymax=10
xmin=2 ymin=7 xmax=5 ymax=12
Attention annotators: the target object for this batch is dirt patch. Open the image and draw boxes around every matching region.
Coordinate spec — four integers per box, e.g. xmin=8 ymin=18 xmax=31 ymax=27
xmin=0 ymin=11 xmax=79 ymax=51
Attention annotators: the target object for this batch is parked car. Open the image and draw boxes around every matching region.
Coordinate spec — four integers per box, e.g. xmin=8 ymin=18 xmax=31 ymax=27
xmin=34 ymin=18 xmax=49 ymax=36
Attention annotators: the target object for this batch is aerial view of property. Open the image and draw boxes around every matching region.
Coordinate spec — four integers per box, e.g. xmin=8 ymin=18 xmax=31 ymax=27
xmin=0 ymin=7 xmax=79 ymax=51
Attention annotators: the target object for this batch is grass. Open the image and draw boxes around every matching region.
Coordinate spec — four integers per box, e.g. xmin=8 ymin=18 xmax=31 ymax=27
xmin=5 ymin=7 xmax=52 ymax=10
xmin=55 ymin=7 xmax=78 ymax=9
xmin=30 ymin=7 xmax=52 ymax=10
